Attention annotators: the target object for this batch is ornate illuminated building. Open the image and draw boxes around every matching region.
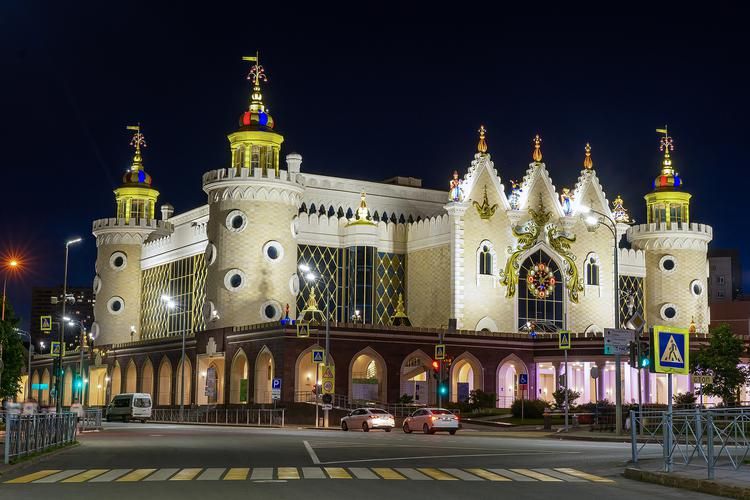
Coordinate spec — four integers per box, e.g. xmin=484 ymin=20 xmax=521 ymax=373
xmin=28 ymin=56 xmax=720 ymax=411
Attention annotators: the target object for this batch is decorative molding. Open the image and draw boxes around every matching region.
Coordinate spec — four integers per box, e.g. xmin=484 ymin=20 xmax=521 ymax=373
xmin=627 ymin=223 xmax=713 ymax=251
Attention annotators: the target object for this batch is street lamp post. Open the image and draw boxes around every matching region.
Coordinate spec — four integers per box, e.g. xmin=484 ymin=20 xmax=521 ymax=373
xmin=64 ymin=317 xmax=87 ymax=404
xmin=56 ymin=238 xmax=82 ymax=413
xmin=581 ymin=206 xmax=622 ymax=435
xmin=2 ymin=259 xmax=19 ymax=321
xmin=162 ymin=295 xmax=186 ymax=422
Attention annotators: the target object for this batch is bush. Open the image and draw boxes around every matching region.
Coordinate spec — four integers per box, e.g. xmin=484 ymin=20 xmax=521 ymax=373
xmin=552 ymin=388 xmax=580 ymax=410
xmin=511 ymin=399 xmax=548 ymax=418
xmin=674 ymin=392 xmax=697 ymax=409
xmin=398 ymin=394 xmax=414 ymax=404
xmin=468 ymin=390 xmax=497 ymax=410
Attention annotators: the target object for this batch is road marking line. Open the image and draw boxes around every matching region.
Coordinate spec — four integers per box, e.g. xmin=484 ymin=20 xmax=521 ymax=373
xmin=417 ymin=468 xmax=458 ymax=480
xmin=554 ymin=468 xmax=615 ymax=483
xmin=277 ymin=467 xmax=300 ymax=480
xmin=117 ymin=469 xmax=157 ymax=482
xmin=324 ymin=467 xmax=352 ymax=479
xmin=301 ymin=467 xmax=326 ymax=479
xmin=510 ymin=469 xmax=562 ymax=482
xmin=61 ymin=469 xmax=110 ymax=483
xmin=348 ymin=468 xmax=379 ymax=479
xmin=144 ymin=468 xmax=180 ymax=481
xmin=224 ymin=468 xmax=249 ymax=480
xmin=465 ymin=468 xmax=511 ymax=481
xmin=197 ymin=468 xmax=225 ymax=480
xmin=303 ymin=440 xmax=321 ymax=464
xmin=250 ymin=468 xmax=274 ymax=480
xmin=34 ymin=470 xmax=86 ymax=483
xmin=439 ymin=468 xmax=483 ymax=481
xmin=487 ymin=469 xmax=537 ymax=481
xmin=373 ymin=468 xmax=405 ymax=480
xmin=170 ymin=468 xmax=202 ymax=481
xmin=394 ymin=468 xmax=432 ymax=480
xmin=535 ymin=468 xmax=586 ymax=482
xmin=5 ymin=470 xmax=62 ymax=484
xmin=89 ymin=469 xmax=133 ymax=482
xmin=319 ymin=451 xmax=574 ymax=465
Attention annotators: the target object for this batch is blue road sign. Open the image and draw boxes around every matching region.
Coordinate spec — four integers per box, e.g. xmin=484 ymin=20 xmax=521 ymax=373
xmin=272 ymin=378 xmax=282 ymax=390
xmin=312 ymin=349 xmax=325 ymax=364
xmin=653 ymin=326 xmax=689 ymax=374
xmin=559 ymin=331 xmax=571 ymax=350
xmin=518 ymin=373 xmax=528 ymax=385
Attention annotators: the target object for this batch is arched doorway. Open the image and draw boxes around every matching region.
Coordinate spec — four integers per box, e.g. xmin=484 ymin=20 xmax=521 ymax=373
xmin=30 ymin=371 xmax=39 ymax=401
xmin=254 ymin=347 xmax=274 ymax=404
xmin=111 ymin=362 xmax=122 ymax=397
xmin=230 ymin=349 xmax=249 ymax=404
xmin=450 ymin=353 xmax=483 ymax=403
xmin=496 ymin=355 xmax=528 ymax=408
xmin=517 ymin=248 xmax=565 ymax=331
xmin=349 ymin=348 xmax=387 ymax=403
xmin=88 ymin=367 xmax=107 ymax=406
xmin=294 ymin=346 xmax=336 ymax=402
xmin=126 ymin=360 xmax=137 ymax=393
xmin=41 ymin=369 xmax=50 ymax=405
xmin=400 ymin=350 xmax=433 ymax=405
xmin=158 ymin=357 xmax=172 ymax=406
xmin=176 ymin=357 xmax=192 ymax=406
xmin=63 ymin=367 xmax=73 ymax=406
xmin=141 ymin=358 xmax=154 ymax=396
xmin=206 ymin=363 xmax=219 ymax=404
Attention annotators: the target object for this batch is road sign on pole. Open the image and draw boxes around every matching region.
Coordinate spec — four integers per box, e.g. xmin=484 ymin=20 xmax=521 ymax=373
xmin=297 ymin=322 xmax=310 ymax=338
xmin=518 ymin=373 xmax=528 ymax=386
xmin=604 ymin=328 xmax=635 ymax=355
xmin=271 ymin=378 xmax=282 ymax=400
xmin=559 ymin=330 xmax=571 ymax=350
xmin=41 ymin=316 xmax=52 ymax=332
xmin=312 ymin=349 xmax=325 ymax=364
xmin=321 ymin=365 xmax=335 ymax=395
xmin=653 ymin=326 xmax=689 ymax=375
xmin=50 ymin=341 xmax=64 ymax=357
xmin=435 ymin=344 xmax=446 ymax=360
xmin=691 ymin=374 xmax=713 ymax=385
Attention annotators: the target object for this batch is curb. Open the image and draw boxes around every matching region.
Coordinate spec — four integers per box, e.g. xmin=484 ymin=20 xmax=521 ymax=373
xmin=0 ymin=442 xmax=81 ymax=478
xmin=624 ymin=467 xmax=750 ymax=499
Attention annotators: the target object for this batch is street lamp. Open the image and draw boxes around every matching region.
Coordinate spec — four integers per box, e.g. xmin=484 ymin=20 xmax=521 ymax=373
xmin=299 ymin=263 xmax=332 ymax=427
xmin=162 ymin=294 xmax=186 ymax=421
xmin=580 ymin=205 xmax=623 ymax=435
xmin=57 ymin=237 xmax=82 ymax=413
xmin=2 ymin=258 xmax=20 ymax=321
xmin=15 ymin=328 xmax=32 ymax=400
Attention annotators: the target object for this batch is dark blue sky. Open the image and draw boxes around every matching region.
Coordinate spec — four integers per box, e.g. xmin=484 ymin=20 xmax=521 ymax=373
xmin=2 ymin=4 xmax=748 ymax=329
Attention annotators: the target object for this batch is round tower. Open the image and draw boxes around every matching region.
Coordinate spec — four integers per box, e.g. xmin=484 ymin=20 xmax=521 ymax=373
xmin=627 ymin=128 xmax=712 ymax=331
xmin=92 ymin=126 xmax=170 ymax=345
xmin=202 ymin=54 xmax=303 ymax=329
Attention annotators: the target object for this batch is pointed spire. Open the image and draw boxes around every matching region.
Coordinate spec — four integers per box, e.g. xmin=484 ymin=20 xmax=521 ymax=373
xmin=532 ymin=134 xmax=543 ymax=162
xmin=689 ymin=317 xmax=697 ymax=334
xmin=612 ymin=195 xmax=632 ymax=223
xmin=347 ymin=191 xmax=377 ymax=226
xmin=243 ymin=52 xmax=268 ymax=113
xmin=656 ymin=126 xmax=675 ymax=175
xmin=477 ymin=125 xmax=488 ymax=154
xmin=126 ymin=124 xmax=146 ymax=172
xmin=390 ymin=293 xmax=412 ymax=326
xmin=583 ymin=142 xmax=593 ymax=169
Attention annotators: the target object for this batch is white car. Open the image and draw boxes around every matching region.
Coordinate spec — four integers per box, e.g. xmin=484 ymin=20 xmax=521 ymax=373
xmin=341 ymin=408 xmax=395 ymax=432
xmin=402 ymin=408 xmax=459 ymax=434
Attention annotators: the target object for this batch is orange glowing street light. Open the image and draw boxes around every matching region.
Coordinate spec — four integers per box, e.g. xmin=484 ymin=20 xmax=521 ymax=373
xmin=2 ymin=257 xmax=22 ymax=321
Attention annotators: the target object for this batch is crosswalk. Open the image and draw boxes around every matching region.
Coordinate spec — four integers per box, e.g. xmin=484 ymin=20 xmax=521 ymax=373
xmin=5 ymin=467 xmax=613 ymax=484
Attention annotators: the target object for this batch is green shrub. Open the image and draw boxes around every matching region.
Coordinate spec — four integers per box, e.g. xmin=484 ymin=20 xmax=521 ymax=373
xmin=552 ymin=388 xmax=580 ymax=410
xmin=468 ymin=390 xmax=497 ymax=410
xmin=674 ymin=392 xmax=697 ymax=409
xmin=511 ymin=398 xmax=548 ymax=418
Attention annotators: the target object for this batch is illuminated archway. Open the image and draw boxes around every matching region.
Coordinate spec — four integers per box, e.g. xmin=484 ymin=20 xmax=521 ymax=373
xmin=157 ymin=357 xmax=172 ymax=406
xmin=126 ymin=360 xmax=137 ymax=393
xmin=450 ymin=352 xmax=483 ymax=403
xmin=111 ymin=362 xmax=122 ymax=397
xmin=230 ymin=349 xmax=249 ymax=404
xmin=496 ymin=354 xmax=528 ymax=408
xmin=141 ymin=358 xmax=154 ymax=395
xmin=176 ymin=356 xmax=192 ymax=406
xmin=41 ymin=368 xmax=50 ymax=405
xmin=399 ymin=349 xmax=433 ymax=405
xmin=294 ymin=345 xmax=336 ymax=402
xmin=63 ymin=367 xmax=73 ymax=406
xmin=254 ymin=346 xmax=275 ymax=404
xmin=349 ymin=347 xmax=388 ymax=403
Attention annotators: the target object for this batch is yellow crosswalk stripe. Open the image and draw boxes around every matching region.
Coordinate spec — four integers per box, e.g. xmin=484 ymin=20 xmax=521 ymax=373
xmin=224 ymin=468 xmax=249 ymax=480
xmin=5 ymin=470 xmax=62 ymax=484
xmin=510 ymin=469 xmax=561 ymax=482
xmin=417 ymin=468 xmax=458 ymax=480
xmin=554 ymin=468 xmax=614 ymax=483
xmin=465 ymin=468 xmax=511 ymax=481
xmin=62 ymin=469 xmax=110 ymax=483
xmin=278 ymin=467 xmax=300 ymax=479
xmin=117 ymin=469 xmax=157 ymax=482
xmin=372 ymin=468 xmax=405 ymax=480
xmin=324 ymin=467 xmax=352 ymax=479
xmin=170 ymin=468 xmax=203 ymax=481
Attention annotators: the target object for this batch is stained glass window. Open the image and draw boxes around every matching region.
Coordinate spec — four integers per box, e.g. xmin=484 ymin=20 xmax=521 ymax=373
xmin=517 ymin=250 xmax=564 ymax=332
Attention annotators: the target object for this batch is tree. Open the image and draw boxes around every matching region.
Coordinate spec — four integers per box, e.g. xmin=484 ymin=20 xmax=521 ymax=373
xmin=552 ymin=388 xmax=580 ymax=410
xmin=0 ymin=304 xmax=26 ymax=400
xmin=673 ymin=392 xmax=697 ymax=409
xmin=692 ymin=324 xmax=749 ymax=405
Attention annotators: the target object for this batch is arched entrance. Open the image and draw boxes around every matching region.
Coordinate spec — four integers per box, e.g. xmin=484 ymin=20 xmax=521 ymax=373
xmin=126 ymin=360 xmax=137 ymax=393
xmin=141 ymin=358 xmax=154 ymax=395
xmin=295 ymin=345 xmax=335 ymax=402
xmin=63 ymin=367 xmax=73 ymax=406
xmin=157 ymin=357 xmax=172 ymax=406
xmin=497 ymin=355 xmax=528 ymax=408
xmin=230 ymin=349 xmax=249 ymax=404
xmin=254 ymin=347 xmax=275 ymax=404
xmin=450 ymin=352 xmax=483 ymax=403
xmin=30 ymin=371 xmax=39 ymax=401
xmin=400 ymin=350 xmax=433 ymax=405
xmin=176 ymin=357 xmax=192 ymax=406
xmin=206 ymin=363 xmax=219 ymax=404
xmin=41 ymin=369 xmax=50 ymax=405
xmin=349 ymin=348 xmax=387 ymax=403
xmin=88 ymin=367 xmax=107 ymax=406
xmin=111 ymin=362 xmax=122 ymax=397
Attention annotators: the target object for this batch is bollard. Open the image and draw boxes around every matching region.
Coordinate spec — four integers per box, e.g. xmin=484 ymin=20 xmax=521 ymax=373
xmin=543 ymin=411 xmax=552 ymax=430
xmin=707 ymin=412 xmax=714 ymax=480
xmin=630 ymin=410 xmax=637 ymax=464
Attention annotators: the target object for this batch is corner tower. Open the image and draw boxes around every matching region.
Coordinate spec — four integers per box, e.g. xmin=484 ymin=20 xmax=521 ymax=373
xmin=202 ymin=54 xmax=303 ymax=329
xmin=627 ymin=128 xmax=712 ymax=331
xmin=92 ymin=126 xmax=170 ymax=345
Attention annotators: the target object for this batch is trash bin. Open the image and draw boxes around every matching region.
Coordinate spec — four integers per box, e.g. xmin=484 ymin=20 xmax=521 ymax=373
xmin=543 ymin=411 xmax=552 ymax=430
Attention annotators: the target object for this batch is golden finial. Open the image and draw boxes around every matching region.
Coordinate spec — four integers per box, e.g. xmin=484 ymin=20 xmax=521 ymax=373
xmin=347 ymin=191 xmax=377 ymax=226
xmin=656 ymin=126 xmax=674 ymax=174
xmin=305 ymin=287 xmax=319 ymax=311
xmin=243 ymin=52 xmax=267 ymax=113
xmin=689 ymin=317 xmax=696 ymax=334
xmin=612 ymin=194 xmax=631 ymax=223
xmin=583 ymin=142 xmax=593 ymax=169
xmin=472 ymin=185 xmax=498 ymax=220
xmin=126 ymin=124 xmax=146 ymax=172
xmin=390 ymin=293 xmax=412 ymax=326
xmin=477 ymin=125 xmax=488 ymax=154
xmin=532 ymin=134 xmax=543 ymax=162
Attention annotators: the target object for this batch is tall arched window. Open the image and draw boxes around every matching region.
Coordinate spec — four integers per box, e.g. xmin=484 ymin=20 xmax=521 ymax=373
xmin=476 ymin=240 xmax=497 ymax=286
xmin=517 ymin=249 xmax=564 ymax=332
xmin=585 ymin=254 xmax=600 ymax=286
xmin=479 ymin=246 xmax=492 ymax=275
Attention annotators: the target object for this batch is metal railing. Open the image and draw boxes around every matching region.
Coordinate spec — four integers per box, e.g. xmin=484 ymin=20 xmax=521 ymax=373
xmin=4 ymin=412 xmax=78 ymax=464
xmin=80 ymin=409 xmax=103 ymax=431
xmin=630 ymin=407 xmax=750 ymax=479
xmin=150 ymin=408 xmax=285 ymax=427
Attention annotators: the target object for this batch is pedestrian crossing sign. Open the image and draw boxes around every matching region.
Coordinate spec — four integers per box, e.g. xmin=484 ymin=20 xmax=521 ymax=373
xmin=559 ymin=330 xmax=571 ymax=350
xmin=653 ymin=326 xmax=689 ymax=375
xmin=435 ymin=344 xmax=446 ymax=360
xmin=41 ymin=315 xmax=52 ymax=332
xmin=312 ymin=348 xmax=325 ymax=364
xmin=297 ymin=321 xmax=310 ymax=338
xmin=50 ymin=341 xmax=64 ymax=357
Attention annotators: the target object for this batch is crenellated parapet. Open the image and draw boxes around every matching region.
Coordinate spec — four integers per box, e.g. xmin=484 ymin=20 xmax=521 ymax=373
xmin=627 ymin=222 xmax=713 ymax=250
xmin=618 ymin=248 xmax=646 ymax=276
xmin=295 ymin=212 xmax=409 ymax=253
xmin=92 ymin=217 xmax=172 ymax=246
xmin=202 ymin=167 xmax=303 ymax=206
xmin=406 ymin=214 xmax=450 ymax=252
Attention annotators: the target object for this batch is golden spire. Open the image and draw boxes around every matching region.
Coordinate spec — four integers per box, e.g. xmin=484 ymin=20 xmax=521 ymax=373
xmin=305 ymin=287 xmax=319 ymax=311
xmin=390 ymin=293 xmax=412 ymax=326
xmin=477 ymin=125 xmax=488 ymax=154
xmin=689 ymin=317 xmax=696 ymax=334
xmin=347 ymin=191 xmax=377 ymax=226
xmin=583 ymin=142 xmax=593 ymax=169
xmin=243 ymin=52 xmax=267 ymax=113
xmin=656 ymin=126 xmax=675 ymax=175
xmin=126 ymin=124 xmax=146 ymax=172
xmin=532 ymin=134 xmax=543 ymax=162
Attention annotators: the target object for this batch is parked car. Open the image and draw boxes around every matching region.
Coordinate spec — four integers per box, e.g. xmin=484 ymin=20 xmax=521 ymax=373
xmin=402 ymin=408 xmax=459 ymax=434
xmin=340 ymin=408 xmax=395 ymax=432
xmin=106 ymin=393 xmax=152 ymax=423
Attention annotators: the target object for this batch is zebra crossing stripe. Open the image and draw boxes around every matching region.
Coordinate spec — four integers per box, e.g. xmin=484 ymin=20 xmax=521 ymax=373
xmin=535 ymin=468 xmax=586 ymax=482
xmin=465 ymin=468 xmax=511 ymax=481
xmin=372 ymin=468 xmax=405 ymax=480
xmin=510 ymin=469 xmax=562 ymax=482
xmin=145 ymin=468 xmax=180 ymax=481
xmin=250 ymin=468 xmax=273 ymax=480
xmin=301 ymin=467 xmax=326 ymax=479
xmin=34 ymin=470 xmax=85 ymax=483
xmin=197 ymin=468 xmax=226 ymax=481
xmin=394 ymin=468 xmax=432 ymax=480
xmin=554 ymin=468 xmax=614 ymax=483
xmin=62 ymin=469 xmax=110 ymax=483
xmin=324 ymin=467 xmax=352 ymax=479
xmin=170 ymin=468 xmax=202 ymax=481
xmin=117 ymin=469 xmax=157 ymax=482
xmin=417 ymin=468 xmax=458 ymax=480
xmin=5 ymin=470 xmax=61 ymax=484
xmin=224 ymin=468 xmax=249 ymax=480
xmin=89 ymin=469 xmax=132 ymax=482
xmin=277 ymin=467 xmax=300 ymax=480
xmin=439 ymin=468 xmax=483 ymax=481
xmin=348 ymin=467 xmax=379 ymax=479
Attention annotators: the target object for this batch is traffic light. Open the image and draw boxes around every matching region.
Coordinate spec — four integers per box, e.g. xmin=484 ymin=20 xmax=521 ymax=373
xmin=640 ymin=341 xmax=651 ymax=370
xmin=439 ymin=382 xmax=448 ymax=396
xmin=432 ymin=360 xmax=439 ymax=379
xmin=628 ymin=341 xmax=637 ymax=367
xmin=74 ymin=375 xmax=83 ymax=390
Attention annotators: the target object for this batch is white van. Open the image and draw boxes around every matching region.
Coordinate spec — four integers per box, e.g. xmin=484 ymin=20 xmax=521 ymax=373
xmin=106 ymin=393 xmax=152 ymax=422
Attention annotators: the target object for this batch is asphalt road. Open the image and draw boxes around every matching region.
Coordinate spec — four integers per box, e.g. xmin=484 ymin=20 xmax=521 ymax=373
xmin=0 ymin=422 xmax=718 ymax=499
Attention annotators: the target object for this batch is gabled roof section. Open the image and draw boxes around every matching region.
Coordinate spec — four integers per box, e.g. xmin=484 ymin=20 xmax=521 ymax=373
xmin=571 ymin=168 xmax=614 ymax=219
xmin=516 ymin=161 xmax=565 ymax=218
xmin=460 ymin=153 xmax=511 ymax=211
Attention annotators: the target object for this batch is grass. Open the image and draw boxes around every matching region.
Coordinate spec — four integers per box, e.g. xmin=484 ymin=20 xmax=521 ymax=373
xmin=6 ymin=441 xmax=79 ymax=465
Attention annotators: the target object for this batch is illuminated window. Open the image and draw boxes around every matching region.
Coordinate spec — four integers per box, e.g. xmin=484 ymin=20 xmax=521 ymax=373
xmin=476 ymin=240 xmax=497 ymax=283
xmin=251 ymin=145 xmax=260 ymax=169
xmin=517 ymin=250 xmax=564 ymax=332
xmin=585 ymin=254 xmax=600 ymax=286
xmin=479 ymin=246 xmax=492 ymax=275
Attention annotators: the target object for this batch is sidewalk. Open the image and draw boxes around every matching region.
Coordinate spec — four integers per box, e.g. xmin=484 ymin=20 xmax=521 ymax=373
xmin=625 ymin=467 xmax=750 ymax=499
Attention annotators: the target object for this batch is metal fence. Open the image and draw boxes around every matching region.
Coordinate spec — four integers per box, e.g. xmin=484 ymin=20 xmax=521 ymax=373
xmin=4 ymin=413 xmax=78 ymax=464
xmin=630 ymin=407 xmax=750 ymax=479
xmin=150 ymin=408 xmax=285 ymax=427
xmin=81 ymin=409 xmax=103 ymax=431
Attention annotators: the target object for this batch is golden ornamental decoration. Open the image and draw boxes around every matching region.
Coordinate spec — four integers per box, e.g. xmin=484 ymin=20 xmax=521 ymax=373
xmin=546 ymin=224 xmax=584 ymax=303
xmin=347 ymin=191 xmax=377 ymax=226
xmin=472 ymin=185 xmax=498 ymax=220
xmin=583 ymin=142 xmax=593 ymax=169
xmin=612 ymin=195 xmax=632 ymax=224
xmin=390 ymin=293 xmax=412 ymax=326
xmin=477 ymin=125 xmax=488 ymax=154
xmin=532 ymin=134 xmax=543 ymax=162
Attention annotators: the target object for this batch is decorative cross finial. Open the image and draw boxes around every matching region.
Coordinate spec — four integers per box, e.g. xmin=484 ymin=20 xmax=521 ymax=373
xmin=243 ymin=52 xmax=267 ymax=112
xmin=656 ymin=126 xmax=674 ymax=172
xmin=532 ymin=134 xmax=543 ymax=162
xmin=477 ymin=125 xmax=488 ymax=154
xmin=583 ymin=142 xmax=593 ymax=169
xmin=126 ymin=124 xmax=146 ymax=172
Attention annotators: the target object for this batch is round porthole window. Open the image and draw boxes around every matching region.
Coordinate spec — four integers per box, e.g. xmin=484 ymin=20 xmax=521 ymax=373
xmin=261 ymin=300 xmax=281 ymax=321
xmin=109 ymin=251 xmax=127 ymax=271
xmin=660 ymin=303 xmax=679 ymax=321
xmin=659 ymin=255 xmax=677 ymax=273
xmin=205 ymin=242 xmax=217 ymax=266
xmin=202 ymin=300 xmax=219 ymax=323
xmin=90 ymin=322 xmax=100 ymax=339
xmin=691 ymin=279 xmax=704 ymax=297
xmin=224 ymin=269 xmax=246 ymax=291
xmin=107 ymin=296 xmax=125 ymax=315
xmin=291 ymin=216 xmax=300 ymax=239
xmin=289 ymin=274 xmax=300 ymax=295
xmin=225 ymin=210 xmax=248 ymax=232
xmin=263 ymin=241 xmax=284 ymax=262
xmin=93 ymin=274 xmax=102 ymax=295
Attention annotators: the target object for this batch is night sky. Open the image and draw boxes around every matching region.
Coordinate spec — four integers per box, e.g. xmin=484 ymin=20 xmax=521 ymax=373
xmin=2 ymin=4 xmax=748 ymax=330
